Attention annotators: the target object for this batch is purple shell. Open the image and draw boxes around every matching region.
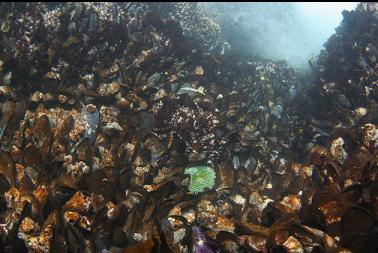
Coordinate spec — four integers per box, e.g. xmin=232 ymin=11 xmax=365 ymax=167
xmin=192 ymin=226 xmax=214 ymax=253
xmin=192 ymin=226 xmax=206 ymax=241
xmin=195 ymin=244 xmax=215 ymax=253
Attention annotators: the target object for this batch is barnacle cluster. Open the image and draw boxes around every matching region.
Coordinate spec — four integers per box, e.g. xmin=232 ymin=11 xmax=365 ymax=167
xmin=146 ymin=2 xmax=223 ymax=51
xmin=0 ymin=2 xmax=377 ymax=253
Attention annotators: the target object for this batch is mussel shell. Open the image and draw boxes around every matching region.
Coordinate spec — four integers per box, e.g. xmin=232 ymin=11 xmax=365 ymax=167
xmin=244 ymin=234 xmax=267 ymax=253
xmin=342 ymin=183 xmax=363 ymax=204
xmin=65 ymin=224 xmax=88 ymax=253
xmin=76 ymin=137 xmax=92 ymax=163
xmin=0 ymin=174 xmax=10 ymax=195
xmin=0 ymin=151 xmax=15 ymax=187
xmin=51 ymin=115 xmax=74 ymax=158
xmin=240 ymin=205 xmax=261 ymax=224
xmin=261 ymin=202 xmax=288 ymax=227
xmin=266 ymin=218 xmax=296 ymax=250
xmin=310 ymin=146 xmax=331 ymax=167
xmin=22 ymin=192 xmax=44 ymax=223
xmin=124 ymin=206 xmax=144 ymax=241
xmin=118 ymin=238 xmax=157 ymax=253
xmin=215 ymin=230 xmax=241 ymax=252
xmin=340 ymin=206 xmax=378 ymax=253
xmin=112 ymin=226 xmax=129 ymax=248
xmin=32 ymin=115 xmax=53 ymax=165
xmin=122 ymin=187 xmax=148 ymax=211
xmin=342 ymin=147 xmax=371 ymax=182
xmin=288 ymin=224 xmax=325 ymax=252
xmin=284 ymin=175 xmax=305 ymax=195
xmin=368 ymin=181 xmax=378 ymax=216
xmin=235 ymin=221 xmax=269 ymax=238
xmin=22 ymin=145 xmax=43 ymax=170
xmin=48 ymin=175 xmax=79 ymax=210
xmin=216 ymin=159 xmax=235 ymax=191
xmin=160 ymin=215 xmax=191 ymax=251
xmin=89 ymin=170 xmax=116 ymax=203
xmin=310 ymin=187 xmax=353 ymax=236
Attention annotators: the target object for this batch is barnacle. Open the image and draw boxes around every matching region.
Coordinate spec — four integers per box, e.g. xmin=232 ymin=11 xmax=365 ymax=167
xmin=185 ymin=166 xmax=216 ymax=194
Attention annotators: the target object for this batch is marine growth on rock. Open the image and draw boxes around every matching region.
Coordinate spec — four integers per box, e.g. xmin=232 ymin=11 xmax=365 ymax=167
xmin=0 ymin=2 xmax=377 ymax=253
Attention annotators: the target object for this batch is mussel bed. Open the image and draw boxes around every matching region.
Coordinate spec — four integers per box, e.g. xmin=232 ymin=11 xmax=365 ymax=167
xmin=0 ymin=2 xmax=378 ymax=253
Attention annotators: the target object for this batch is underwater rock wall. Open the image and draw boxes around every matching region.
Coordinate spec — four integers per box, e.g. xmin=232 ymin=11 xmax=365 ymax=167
xmin=0 ymin=2 xmax=377 ymax=253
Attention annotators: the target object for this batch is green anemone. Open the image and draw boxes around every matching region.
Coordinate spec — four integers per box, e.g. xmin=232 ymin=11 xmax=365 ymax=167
xmin=184 ymin=166 xmax=216 ymax=194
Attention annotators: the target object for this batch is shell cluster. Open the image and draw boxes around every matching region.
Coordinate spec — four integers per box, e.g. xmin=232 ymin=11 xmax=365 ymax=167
xmin=0 ymin=2 xmax=377 ymax=253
